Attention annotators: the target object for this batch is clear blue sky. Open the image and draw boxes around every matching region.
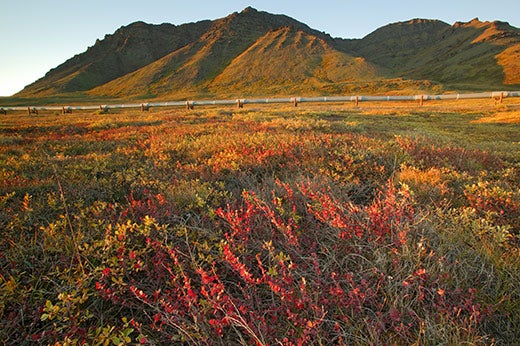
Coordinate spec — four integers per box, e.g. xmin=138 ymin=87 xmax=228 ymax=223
xmin=1 ymin=0 xmax=519 ymax=96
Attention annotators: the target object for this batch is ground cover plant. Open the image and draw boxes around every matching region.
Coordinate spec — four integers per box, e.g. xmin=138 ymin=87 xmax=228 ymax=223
xmin=1 ymin=101 xmax=519 ymax=345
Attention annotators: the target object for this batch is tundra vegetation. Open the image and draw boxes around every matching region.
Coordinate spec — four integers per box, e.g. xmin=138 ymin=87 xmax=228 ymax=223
xmin=1 ymin=100 xmax=519 ymax=345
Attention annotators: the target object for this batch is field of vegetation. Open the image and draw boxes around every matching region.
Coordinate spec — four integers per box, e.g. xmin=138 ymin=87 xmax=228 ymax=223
xmin=1 ymin=100 xmax=519 ymax=345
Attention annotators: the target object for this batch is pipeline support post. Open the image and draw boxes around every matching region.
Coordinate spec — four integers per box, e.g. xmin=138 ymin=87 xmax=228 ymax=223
xmin=141 ymin=103 xmax=150 ymax=112
xmin=28 ymin=107 xmax=38 ymax=115
xmin=494 ymin=92 xmax=504 ymax=105
xmin=62 ymin=106 xmax=72 ymax=114
xmin=186 ymin=101 xmax=194 ymax=110
xmin=236 ymin=99 xmax=244 ymax=109
xmin=0 ymin=108 xmax=6 ymax=115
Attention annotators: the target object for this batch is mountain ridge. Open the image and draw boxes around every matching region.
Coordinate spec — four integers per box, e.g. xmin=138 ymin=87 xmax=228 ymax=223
xmin=16 ymin=7 xmax=520 ymax=99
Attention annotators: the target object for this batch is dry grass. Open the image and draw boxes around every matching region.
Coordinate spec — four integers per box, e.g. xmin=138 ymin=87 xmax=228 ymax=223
xmin=472 ymin=110 xmax=520 ymax=124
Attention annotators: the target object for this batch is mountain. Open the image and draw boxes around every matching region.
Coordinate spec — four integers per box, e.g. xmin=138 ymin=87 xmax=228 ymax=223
xmin=341 ymin=18 xmax=520 ymax=89
xmin=419 ymin=19 xmax=520 ymax=87
xmin=16 ymin=8 xmax=520 ymax=99
xmin=337 ymin=19 xmax=451 ymax=69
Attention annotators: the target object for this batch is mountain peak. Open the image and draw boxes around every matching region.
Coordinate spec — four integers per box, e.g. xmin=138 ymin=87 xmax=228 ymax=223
xmin=126 ymin=21 xmax=148 ymax=27
xmin=453 ymin=17 xmax=490 ymax=28
xmin=241 ymin=6 xmax=258 ymax=14
xmin=405 ymin=18 xmax=443 ymax=25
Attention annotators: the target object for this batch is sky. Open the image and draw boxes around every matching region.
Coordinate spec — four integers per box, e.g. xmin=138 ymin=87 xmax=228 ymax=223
xmin=1 ymin=0 xmax=519 ymax=96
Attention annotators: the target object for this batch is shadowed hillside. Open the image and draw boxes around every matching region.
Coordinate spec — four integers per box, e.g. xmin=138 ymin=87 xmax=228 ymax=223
xmin=337 ymin=19 xmax=451 ymax=69
xmin=19 ymin=20 xmax=213 ymax=96
xmin=15 ymin=8 xmax=520 ymax=100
